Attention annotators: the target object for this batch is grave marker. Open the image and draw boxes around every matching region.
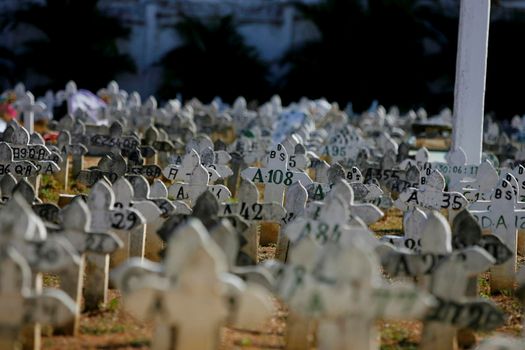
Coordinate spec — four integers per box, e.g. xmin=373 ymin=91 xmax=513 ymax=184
xmin=241 ymin=143 xmax=313 ymax=204
xmin=112 ymin=219 xmax=274 ymax=350
xmin=470 ymin=176 xmax=525 ymax=292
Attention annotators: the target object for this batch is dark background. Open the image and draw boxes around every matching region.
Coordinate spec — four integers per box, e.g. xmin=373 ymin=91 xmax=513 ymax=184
xmin=0 ymin=0 xmax=524 ymax=119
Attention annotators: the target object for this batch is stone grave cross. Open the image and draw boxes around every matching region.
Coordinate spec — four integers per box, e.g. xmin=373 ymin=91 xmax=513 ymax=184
xmin=241 ymin=143 xmax=313 ymax=205
xmin=470 ymin=175 xmax=525 ymax=292
xmin=395 ymin=168 xmax=468 ymax=213
xmin=13 ymin=92 xmax=45 ymax=134
xmin=112 ymin=219 xmax=274 ymax=350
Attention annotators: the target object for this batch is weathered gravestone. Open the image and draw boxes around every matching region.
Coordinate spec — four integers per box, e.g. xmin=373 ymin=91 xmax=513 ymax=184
xmin=112 ymin=219 xmax=274 ymax=350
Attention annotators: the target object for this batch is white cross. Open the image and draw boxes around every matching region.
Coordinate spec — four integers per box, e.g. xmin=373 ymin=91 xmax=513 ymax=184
xmin=470 ymin=175 xmax=525 ymax=292
xmin=381 ymin=207 xmax=427 ymax=252
xmin=163 ymin=149 xmax=220 ymax=182
xmin=273 ymin=236 xmax=434 ymax=350
xmin=13 ymin=92 xmax=45 ymax=134
xmin=241 ymin=143 xmax=313 ymax=204
xmin=112 ymin=219 xmax=274 ymax=350
xmin=55 ymin=81 xmax=78 ymax=114
xmin=110 ymin=177 xmax=149 ymax=267
xmin=395 ymin=169 xmax=468 ymax=212
xmin=452 ymin=0 xmax=491 ymax=165
xmin=0 ymin=245 xmax=76 ymax=349
xmin=167 ymin=156 xmax=231 ymax=205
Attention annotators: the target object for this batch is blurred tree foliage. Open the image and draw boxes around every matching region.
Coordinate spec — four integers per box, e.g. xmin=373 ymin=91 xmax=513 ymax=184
xmin=158 ymin=15 xmax=269 ymax=103
xmin=0 ymin=0 xmax=135 ymax=94
xmin=281 ymin=0 xmax=525 ymax=118
xmin=280 ymin=0 xmax=439 ymax=111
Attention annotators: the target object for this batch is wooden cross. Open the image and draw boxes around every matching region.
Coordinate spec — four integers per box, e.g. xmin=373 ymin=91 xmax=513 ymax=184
xmin=0 ymin=193 xmax=81 ymax=346
xmin=200 ymin=146 xmax=233 ymax=181
xmin=77 ymin=152 xmax=127 ymax=186
xmin=461 ymin=160 xmax=499 ymax=203
xmin=501 ymin=165 xmax=525 ymax=255
xmin=397 ymin=146 xmax=428 ymax=169
xmin=157 ymin=191 xmax=253 ymax=266
xmin=110 ymin=177 xmax=149 ymax=267
xmin=276 ymin=182 xmax=308 ymax=261
xmin=0 ymin=173 xmax=17 ymax=201
xmin=163 ymin=149 xmax=219 ymax=182
xmin=283 ymin=185 xmax=377 ymax=250
xmin=55 ymin=81 xmax=78 ymax=114
xmin=220 ymin=178 xmax=285 ymax=263
xmin=148 ymin=179 xmax=191 ymax=216
xmin=126 ymin=148 xmax=163 ymax=181
xmin=97 ymin=80 xmax=128 ymax=106
xmin=143 ymin=125 xmax=176 ymax=167
xmin=122 ymin=175 xmax=168 ymax=262
xmin=12 ymin=178 xmax=61 ymax=225
xmin=470 ymin=175 xmax=525 ymax=292
xmin=54 ymin=130 xmax=88 ymax=184
xmin=378 ymin=211 xmax=504 ymax=349
xmin=112 ymin=219 xmax=274 ymax=350
xmin=273 ymin=236 xmax=434 ymax=350
xmin=83 ymin=180 xmax=123 ymax=310
xmin=13 ymin=92 xmax=45 ymax=134
xmin=220 ymin=178 xmax=285 ymax=222
xmin=395 ymin=168 xmax=468 ymax=212
xmin=282 ymin=134 xmax=309 ymax=172
xmin=0 ymin=245 xmax=76 ymax=349
xmin=0 ymin=140 xmax=44 ymax=183
xmin=241 ymin=143 xmax=313 ymax=204
xmin=381 ymin=207 xmax=427 ymax=252
xmin=54 ymin=197 xmax=122 ymax=335
xmin=167 ymin=156 xmax=231 ymax=205
xmin=87 ymin=121 xmax=140 ymax=157
xmin=452 ymin=209 xmax=512 ymax=267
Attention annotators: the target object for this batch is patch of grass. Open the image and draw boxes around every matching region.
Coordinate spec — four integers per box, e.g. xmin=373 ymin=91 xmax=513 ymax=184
xmin=80 ymin=323 xmax=126 ymax=335
xmin=43 ymin=273 xmax=60 ymax=288
xmin=239 ymin=337 xmax=252 ymax=346
xmin=68 ymin=179 xmax=87 ymax=195
xmin=479 ymin=274 xmax=490 ymax=298
xmin=107 ymin=297 xmax=120 ymax=313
